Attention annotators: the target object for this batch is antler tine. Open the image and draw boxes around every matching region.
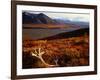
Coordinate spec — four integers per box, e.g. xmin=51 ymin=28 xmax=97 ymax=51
xmin=39 ymin=48 xmax=41 ymax=54
xmin=31 ymin=52 xmax=38 ymax=57
xmin=34 ymin=48 xmax=38 ymax=54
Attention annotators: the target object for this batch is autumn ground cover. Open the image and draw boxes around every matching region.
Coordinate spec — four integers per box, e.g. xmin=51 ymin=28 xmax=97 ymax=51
xmin=22 ymin=34 xmax=89 ymax=68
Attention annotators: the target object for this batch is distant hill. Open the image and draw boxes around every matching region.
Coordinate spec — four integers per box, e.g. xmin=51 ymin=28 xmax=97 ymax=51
xmin=53 ymin=18 xmax=89 ymax=28
xmin=23 ymin=12 xmax=55 ymax=24
xmin=39 ymin=28 xmax=89 ymax=40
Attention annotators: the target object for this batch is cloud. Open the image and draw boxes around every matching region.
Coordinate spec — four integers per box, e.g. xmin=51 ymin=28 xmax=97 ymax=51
xmin=69 ymin=17 xmax=89 ymax=22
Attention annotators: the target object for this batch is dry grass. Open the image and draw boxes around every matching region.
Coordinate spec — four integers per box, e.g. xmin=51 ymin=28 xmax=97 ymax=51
xmin=22 ymin=35 xmax=89 ymax=68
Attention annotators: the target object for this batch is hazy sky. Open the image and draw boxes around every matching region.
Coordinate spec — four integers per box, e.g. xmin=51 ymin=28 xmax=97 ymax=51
xmin=25 ymin=11 xmax=90 ymax=22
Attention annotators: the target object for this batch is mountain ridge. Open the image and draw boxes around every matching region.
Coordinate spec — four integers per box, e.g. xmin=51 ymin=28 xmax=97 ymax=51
xmin=23 ymin=12 xmax=55 ymax=24
xmin=22 ymin=12 xmax=89 ymax=28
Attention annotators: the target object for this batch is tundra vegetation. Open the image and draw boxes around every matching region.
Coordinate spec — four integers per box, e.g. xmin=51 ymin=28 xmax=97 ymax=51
xmin=22 ymin=34 xmax=89 ymax=68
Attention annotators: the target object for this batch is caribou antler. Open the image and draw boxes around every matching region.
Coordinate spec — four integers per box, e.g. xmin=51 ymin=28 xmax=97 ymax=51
xmin=31 ymin=48 xmax=57 ymax=67
xmin=31 ymin=48 xmax=44 ymax=58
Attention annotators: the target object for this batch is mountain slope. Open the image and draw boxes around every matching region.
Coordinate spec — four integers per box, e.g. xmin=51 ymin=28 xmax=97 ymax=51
xmin=38 ymin=28 xmax=89 ymax=40
xmin=22 ymin=12 xmax=55 ymax=24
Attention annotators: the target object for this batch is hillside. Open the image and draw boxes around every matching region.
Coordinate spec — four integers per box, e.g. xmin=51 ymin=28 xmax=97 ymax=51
xmin=23 ymin=12 xmax=55 ymax=24
xmin=38 ymin=28 xmax=89 ymax=40
xmin=22 ymin=31 xmax=89 ymax=68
